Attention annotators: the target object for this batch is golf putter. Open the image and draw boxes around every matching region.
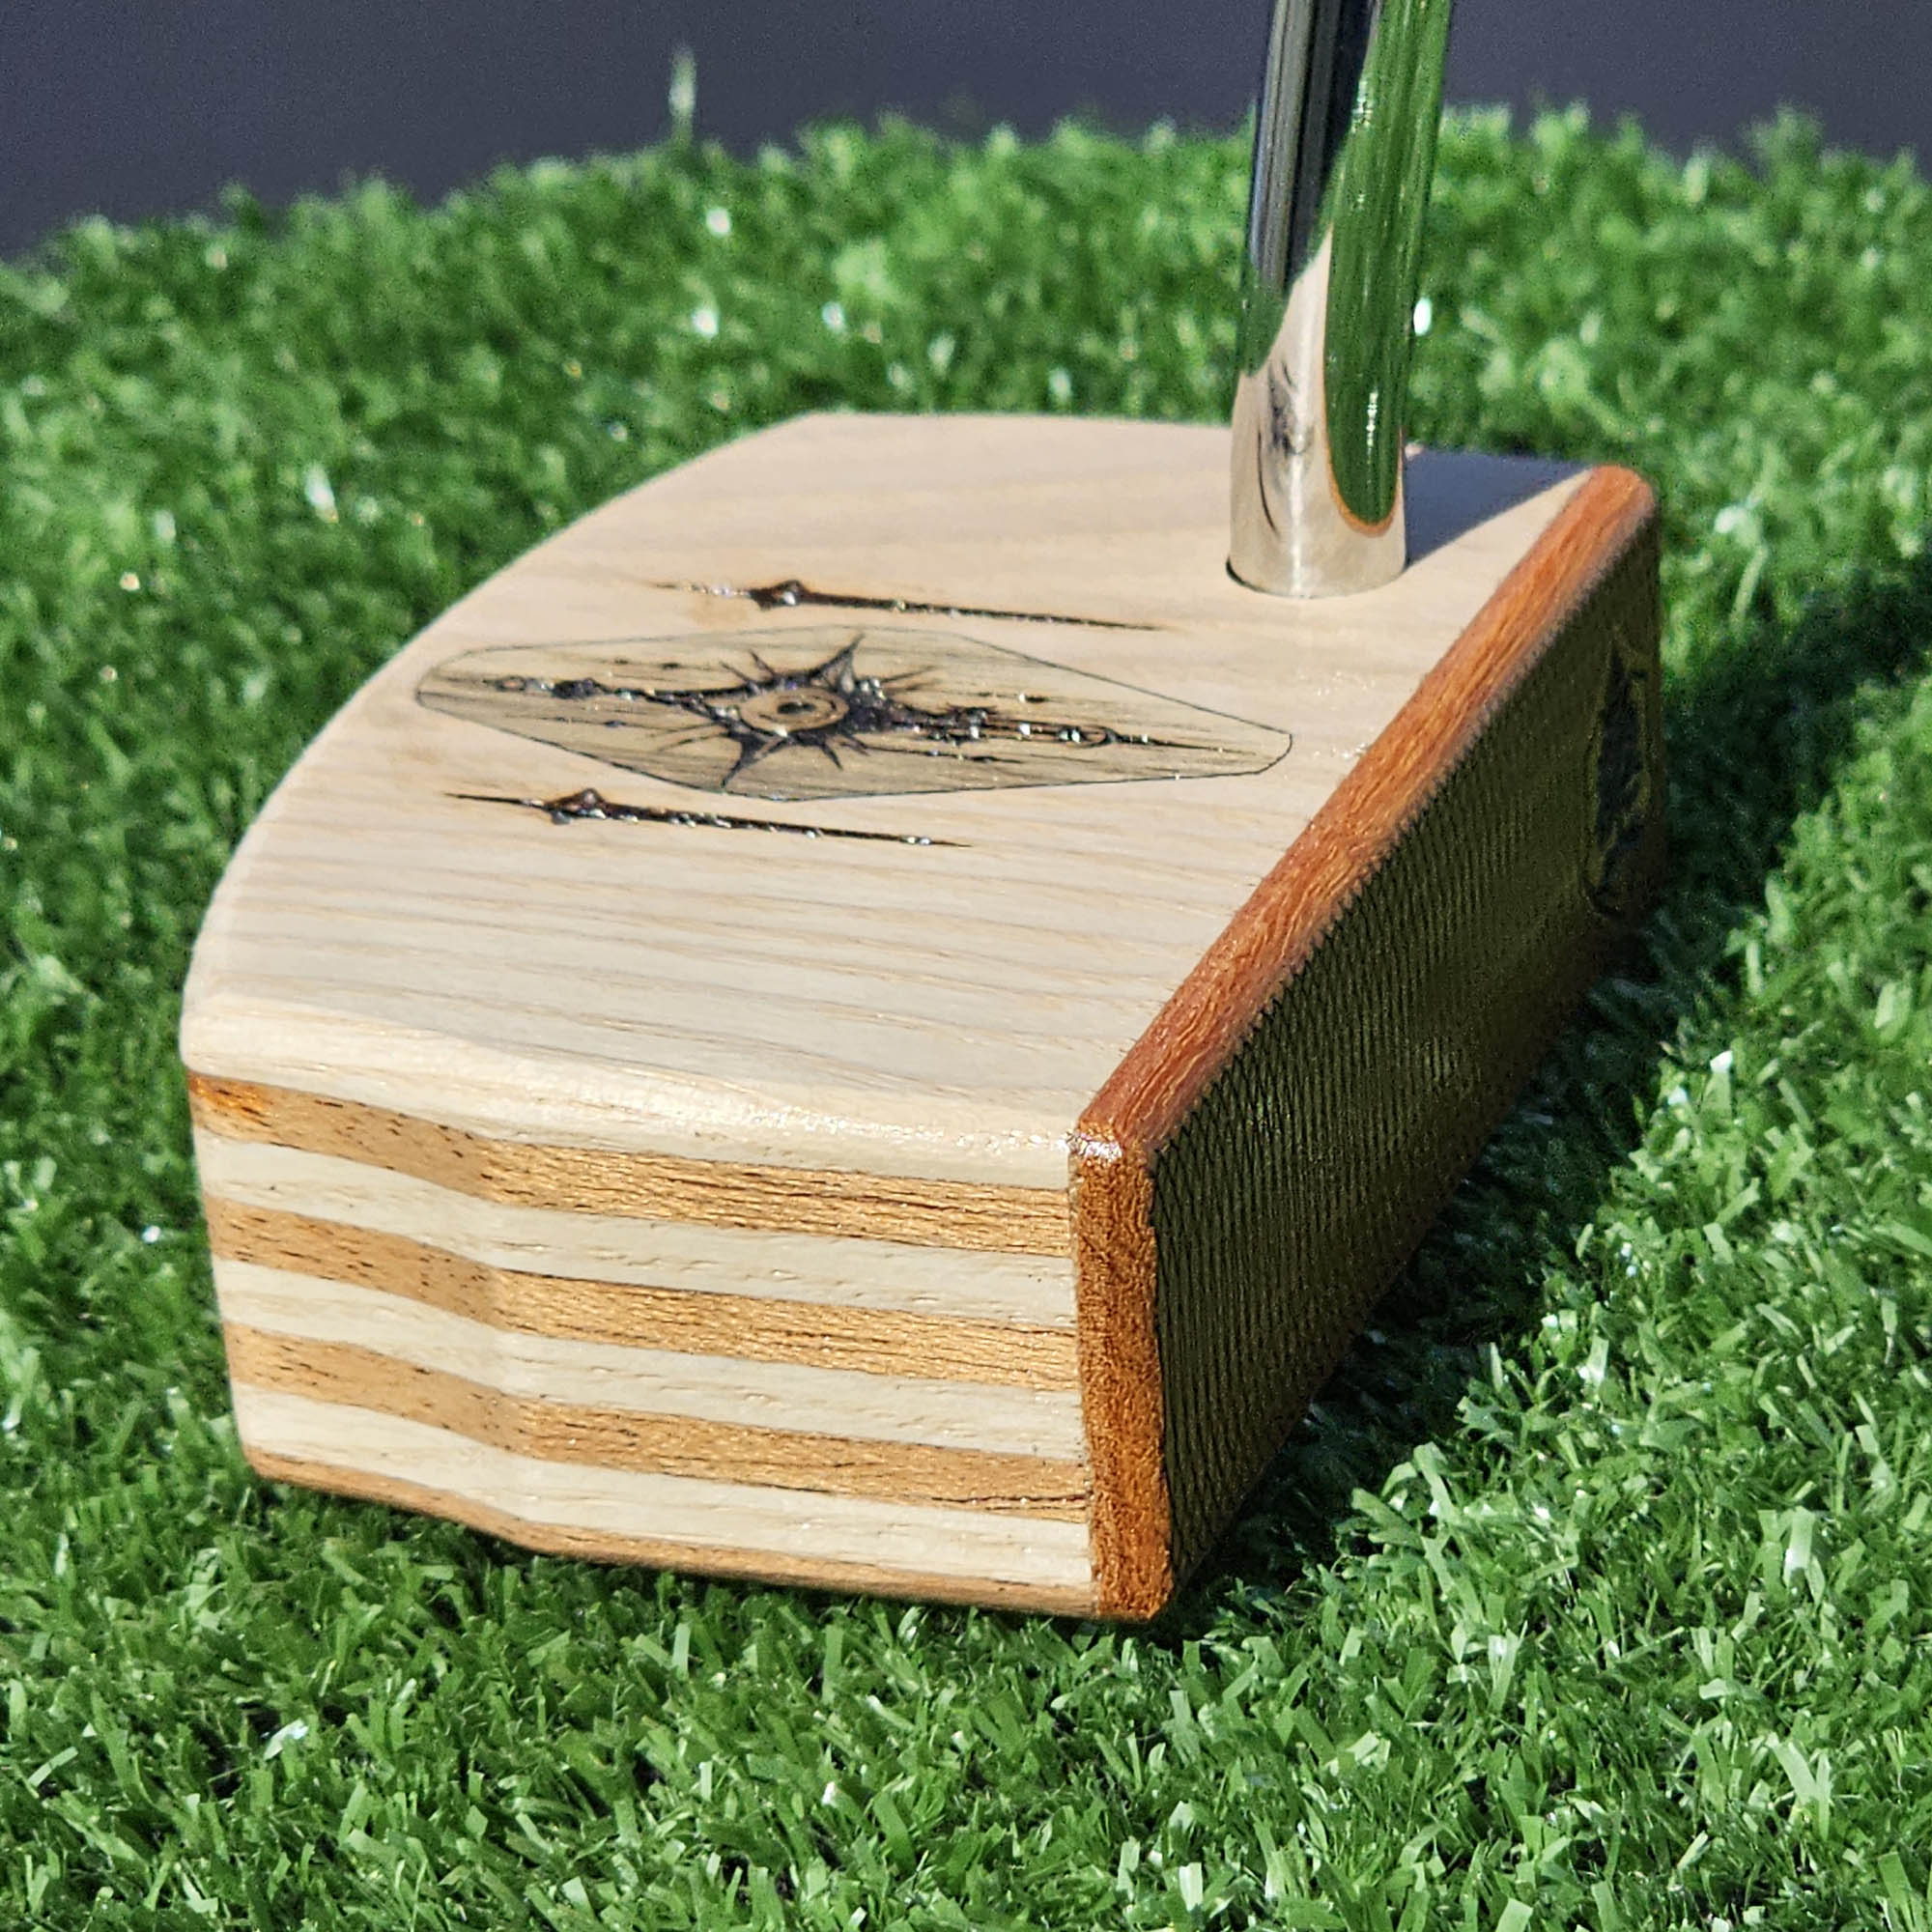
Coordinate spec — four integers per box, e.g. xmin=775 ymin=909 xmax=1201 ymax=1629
xmin=183 ymin=0 xmax=1662 ymax=1619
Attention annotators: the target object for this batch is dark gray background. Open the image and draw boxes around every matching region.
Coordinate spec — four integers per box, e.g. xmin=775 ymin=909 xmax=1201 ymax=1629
xmin=6 ymin=1 xmax=1928 ymax=259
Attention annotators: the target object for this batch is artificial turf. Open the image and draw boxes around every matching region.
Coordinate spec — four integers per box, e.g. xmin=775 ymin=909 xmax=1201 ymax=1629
xmin=3 ymin=103 xmax=1932 ymax=1929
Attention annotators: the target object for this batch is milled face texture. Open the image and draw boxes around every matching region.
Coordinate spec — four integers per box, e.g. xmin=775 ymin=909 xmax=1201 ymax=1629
xmin=416 ymin=626 xmax=1291 ymax=802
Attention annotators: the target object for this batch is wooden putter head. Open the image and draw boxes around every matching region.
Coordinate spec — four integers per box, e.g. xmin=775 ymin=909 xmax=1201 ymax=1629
xmin=182 ymin=0 xmax=1662 ymax=1619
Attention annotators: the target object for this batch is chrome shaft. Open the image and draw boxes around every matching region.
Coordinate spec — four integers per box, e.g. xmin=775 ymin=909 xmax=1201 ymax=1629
xmin=1229 ymin=0 xmax=1453 ymax=597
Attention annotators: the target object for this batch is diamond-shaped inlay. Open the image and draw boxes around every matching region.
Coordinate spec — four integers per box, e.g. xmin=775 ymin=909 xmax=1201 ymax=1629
xmin=417 ymin=627 xmax=1291 ymax=802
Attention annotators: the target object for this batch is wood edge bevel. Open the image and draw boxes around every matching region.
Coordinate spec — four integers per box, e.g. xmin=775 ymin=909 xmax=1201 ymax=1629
xmin=185 ymin=1072 xmax=1072 ymax=1258
xmin=238 ymin=1443 xmax=1100 ymax=1617
xmin=1068 ymin=464 xmax=1660 ymax=1614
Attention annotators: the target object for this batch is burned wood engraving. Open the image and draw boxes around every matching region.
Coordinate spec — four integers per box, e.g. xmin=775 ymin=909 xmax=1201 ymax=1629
xmin=454 ymin=785 xmax=957 ymax=846
xmin=649 ymin=576 xmax=1152 ymax=631
xmin=417 ymin=628 xmax=1290 ymax=803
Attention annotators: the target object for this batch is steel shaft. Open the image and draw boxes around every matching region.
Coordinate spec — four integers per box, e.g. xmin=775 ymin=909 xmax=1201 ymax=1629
xmin=1230 ymin=0 xmax=1453 ymax=597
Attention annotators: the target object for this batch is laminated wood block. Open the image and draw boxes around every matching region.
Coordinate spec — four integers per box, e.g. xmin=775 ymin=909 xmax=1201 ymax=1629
xmin=182 ymin=412 xmax=1663 ymax=1618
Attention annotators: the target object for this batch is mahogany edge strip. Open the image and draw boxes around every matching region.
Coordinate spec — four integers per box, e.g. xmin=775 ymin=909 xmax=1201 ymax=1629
xmin=1067 ymin=1134 xmax=1168 ymax=1617
xmin=226 ymin=1327 xmax=1091 ymax=1520
xmin=187 ymin=1072 xmax=1072 ymax=1259
xmin=1090 ymin=468 xmax=1659 ymax=1150
xmin=1069 ymin=466 xmax=1659 ymax=1620
xmin=244 ymin=1446 xmax=1099 ymax=1617
xmin=205 ymin=1197 xmax=1080 ymax=1391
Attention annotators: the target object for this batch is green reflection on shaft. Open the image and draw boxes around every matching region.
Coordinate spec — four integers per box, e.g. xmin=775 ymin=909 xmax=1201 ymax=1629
xmin=1323 ymin=0 xmax=1452 ymax=527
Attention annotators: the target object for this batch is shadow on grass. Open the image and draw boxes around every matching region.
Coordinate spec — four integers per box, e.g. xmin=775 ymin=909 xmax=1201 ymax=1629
xmin=1165 ymin=547 xmax=1932 ymax=1629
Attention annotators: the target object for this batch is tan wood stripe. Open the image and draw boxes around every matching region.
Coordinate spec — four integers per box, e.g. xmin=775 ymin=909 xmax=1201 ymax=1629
xmin=225 ymin=1326 xmax=1090 ymax=1520
xmin=1071 ymin=465 xmax=1660 ymax=1618
xmin=205 ymin=1197 xmax=1080 ymax=1392
xmin=236 ymin=1382 xmax=1093 ymax=1598
xmin=243 ymin=1443 xmax=1098 ymax=1614
xmin=218 ymin=1260 xmax=1083 ymax=1456
xmin=188 ymin=1074 xmax=1073 ymax=1258
xmin=194 ymin=1133 xmax=1074 ymax=1328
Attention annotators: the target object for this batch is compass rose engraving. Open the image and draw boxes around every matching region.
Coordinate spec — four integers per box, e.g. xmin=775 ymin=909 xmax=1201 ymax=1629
xmin=417 ymin=627 xmax=1290 ymax=803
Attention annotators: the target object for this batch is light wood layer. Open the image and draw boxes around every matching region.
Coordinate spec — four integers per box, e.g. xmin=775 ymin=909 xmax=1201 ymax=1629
xmin=181 ymin=417 xmax=1585 ymax=1188
xmin=215 ymin=1261 xmax=1086 ymax=1459
xmin=205 ymin=1197 xmax=1078 ymax=1391
xmin=233 ymin=1387 xmax=1095 ymax=1604
xmin=194 ymin=1132 xmax=1074 ymax=1327
xmin=224 ymin=1328 xmax=1087 ymax=1519
xmin=190 ymin=1075 xmax=1069 ymax=1256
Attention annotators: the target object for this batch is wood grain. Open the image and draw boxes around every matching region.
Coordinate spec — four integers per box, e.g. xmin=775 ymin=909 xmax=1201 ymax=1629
xmin=215 ymin=1261 xmax=1085 ymax=1458
xmin=245 ymin=1442 xmax=1100 ymax=1614
xmin=206 ymin=1197 xmax=1079 ymax=1390
xmin=194 ymin=1132 xmax=1073 ymax=1327
xmin=1080 ymin=467 xmax=1656 ymax=1154
xmin=1068 ymin=1133 xmax=1170 ymax=1619
xmin=235 ymin=1387 xmax=1097 ymax=1606
xmin=181 ymin=417 xmax=1587 ymax=1189
xmin=225 ymin=1327 xmax=1088 ymax=1518
xmin=190 ymin=1075 xmax=1072 ymax=1256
